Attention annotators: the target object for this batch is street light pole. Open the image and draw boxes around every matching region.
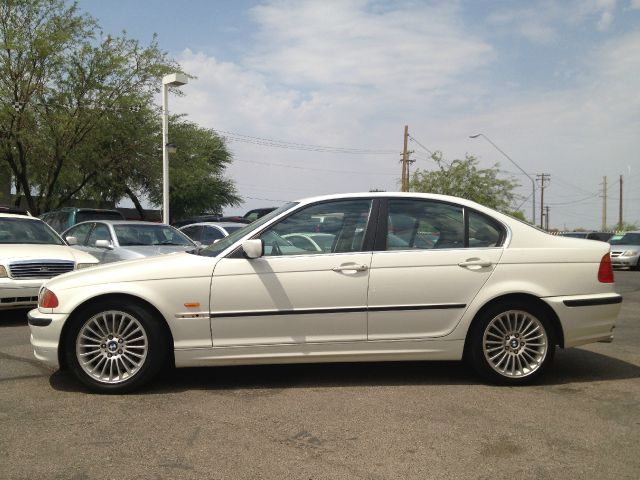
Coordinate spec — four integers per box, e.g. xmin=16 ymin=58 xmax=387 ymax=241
xmin=161 ymin=73 xmax=188 ymax=224
xmin=469 ymin=133 xmax=536 ymax=224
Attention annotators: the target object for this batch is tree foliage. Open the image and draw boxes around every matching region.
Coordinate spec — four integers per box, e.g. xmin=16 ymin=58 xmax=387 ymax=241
xmin=408 ymin=152 xmax=521 ymax=214
xmin=0 ymin=0 xmax=238 ymax=216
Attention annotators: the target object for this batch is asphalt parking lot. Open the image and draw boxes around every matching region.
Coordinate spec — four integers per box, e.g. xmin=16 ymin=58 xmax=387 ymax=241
xmin=1 ymin=272 xmax=639 ymax=480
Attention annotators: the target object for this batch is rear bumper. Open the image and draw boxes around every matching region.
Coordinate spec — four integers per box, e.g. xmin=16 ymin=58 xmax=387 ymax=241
xmin=543 ymin=293 xmax=622 ymax=348
xmin=28 ymin=308 xmax=70 ymax=369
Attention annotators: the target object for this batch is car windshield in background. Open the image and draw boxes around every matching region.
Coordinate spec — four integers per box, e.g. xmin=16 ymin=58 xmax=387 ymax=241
xmin=113 ymin=224 xmax=194 ymax=246
xmin=198 ymin=202 xmax=297 ymax=257
xmin=0 ymin=218 xmax=63 ymax=245
xmin=224 ymin=225 xmax=243 ymax=234
xmin=617 ymin=233 xmax=640 ymax=244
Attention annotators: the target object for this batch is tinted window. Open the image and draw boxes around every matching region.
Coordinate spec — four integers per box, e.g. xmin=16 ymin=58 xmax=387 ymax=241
xmin=618 ymin=233 xmax=640 ymax=244
xmin=386 ymin=200 xmax=463 ymax=250
xmin=87 ymin=223 xmax=112 ymax=245
xmin=181 ymin=225 xmax=203 ymax=242
xmin=113 ymin=224 xmax=194 ymax=246
xmin=260 ymin=199 xmax=373 ymax=256
xmin=469 ymin=211 xmax=503 ymax=247
xmin=0 ymin=218 xmax=64 ymax=245
xmin=66 ymin=222 xmax=93 ymax=245
xmin=202 ymin=226 xmax=225 ymax=244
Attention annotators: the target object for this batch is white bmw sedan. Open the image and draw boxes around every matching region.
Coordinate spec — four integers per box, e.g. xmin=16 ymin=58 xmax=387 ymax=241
xmin=28 ymin=193 xmax=622 ymax=393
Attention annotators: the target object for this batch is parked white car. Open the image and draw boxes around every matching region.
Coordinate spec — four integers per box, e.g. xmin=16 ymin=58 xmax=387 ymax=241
xmin=0 ymin=214 xmax=99 ymax=311
xmin=28 ymin=193 xmax=621 ymax=393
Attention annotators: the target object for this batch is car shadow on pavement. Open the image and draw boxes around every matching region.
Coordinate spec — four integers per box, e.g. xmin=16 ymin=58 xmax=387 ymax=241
xmin=48 ymin=347 xmax=640 ymax=394
xmin=0 ymin=308 xmax=30 ymax=327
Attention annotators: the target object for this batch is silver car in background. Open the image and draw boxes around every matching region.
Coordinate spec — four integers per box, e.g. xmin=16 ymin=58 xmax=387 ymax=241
xmin=609 ymin=231 xmax=640 ymax=270
xmin=63 ymin=221 xmax=196 ymax=264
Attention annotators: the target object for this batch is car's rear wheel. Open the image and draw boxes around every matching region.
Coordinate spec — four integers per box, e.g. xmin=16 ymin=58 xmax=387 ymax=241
xmin=64 ymin=301 xmax=168 ymax=393
xmin=468 ymin=302 xmax=555 ymax=385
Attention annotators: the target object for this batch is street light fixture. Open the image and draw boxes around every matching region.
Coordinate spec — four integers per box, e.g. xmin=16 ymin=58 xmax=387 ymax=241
xmin=161 ymin=73 xmax=188 ymax=224
xmin=469 ymin=133 xmax=536 ymax=224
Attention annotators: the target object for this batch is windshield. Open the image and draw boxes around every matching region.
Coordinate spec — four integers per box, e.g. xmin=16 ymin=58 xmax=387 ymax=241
xmin=615 ymin=232 xmax=640 ymax=245
xmin=0 ymin=217 xmax=64 ymax=245
xmin=113 ymin=224 xmax=194 ymax=246
xmin=196 ymin=202 xmax=297 ymax=257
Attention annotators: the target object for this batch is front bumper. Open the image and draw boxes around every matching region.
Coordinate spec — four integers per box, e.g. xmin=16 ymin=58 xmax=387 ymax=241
xmin=28 ymin=308 xmax=71 ymax=369
xmin=610 ymin=253 xmax=639 ymax=269
xmin=543 ymin=293 xmax=622 ymax=348
xmin=0 ymin=278 xmax=43 ymax=310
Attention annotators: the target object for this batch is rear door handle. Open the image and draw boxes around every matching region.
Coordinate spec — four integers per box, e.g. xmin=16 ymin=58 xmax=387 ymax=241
xmin=458 ymin=259 xmax=492 ymax=268
xmin=332 ymin=264 xmax=369 ymax=272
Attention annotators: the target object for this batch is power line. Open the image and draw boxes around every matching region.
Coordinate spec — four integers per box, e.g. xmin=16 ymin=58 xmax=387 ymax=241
xmin=546 ymin=193 xmax=600 ymax=206
xmin=234 ymin=158 xmax=398 ymax=176
xmin=214 ymin=129 xmax=397 ymax=155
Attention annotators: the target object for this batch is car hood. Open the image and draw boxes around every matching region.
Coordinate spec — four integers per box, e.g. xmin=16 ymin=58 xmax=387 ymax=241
xmin=610 ymin=244 xmax=640 ymax=251
xmin=0 ymin=244 xmax=98 ymax=264
xmin=120 ymin=245 xmax=195 ymax=257
xmin=43 ymin=251 xmax=217 ymax=291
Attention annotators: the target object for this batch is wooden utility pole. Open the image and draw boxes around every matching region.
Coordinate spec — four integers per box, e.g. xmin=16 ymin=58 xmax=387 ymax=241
xmin=401 ymin=125 xmax=409 ymax=192
xmin=601 ymin=176 xmax=607 ymax=231
xmin=618 ymin=174 xmax=623 ymax=230
xmin=536 ymin=173 xmax=550 ymax=229
xmin=544 ymin=206 xmax=550 ymax=231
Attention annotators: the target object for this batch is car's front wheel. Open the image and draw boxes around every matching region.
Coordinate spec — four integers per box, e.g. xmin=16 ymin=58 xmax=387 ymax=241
xmin=468 ymin=301 xmax=556 ymax=385
xmin=64 ymin=301 xmax=168 ymax=393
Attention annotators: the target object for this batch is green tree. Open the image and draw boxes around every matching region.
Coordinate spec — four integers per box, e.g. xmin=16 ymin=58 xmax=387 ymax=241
xmin=409 ymin=152 xmax=519 ymax=213
xmin=0 ymin=0 xmax=239 ymax=216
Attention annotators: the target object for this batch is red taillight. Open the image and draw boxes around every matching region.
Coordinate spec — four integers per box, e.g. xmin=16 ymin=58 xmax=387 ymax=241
xmin=40 ymin=289 xmax=59 ymax=308
xmin=598 ymin=253 xmax=614 ymax=283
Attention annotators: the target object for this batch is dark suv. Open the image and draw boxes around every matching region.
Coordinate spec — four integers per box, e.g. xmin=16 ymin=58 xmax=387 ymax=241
xmin=40 ymin=208 xmax=125 ymax=233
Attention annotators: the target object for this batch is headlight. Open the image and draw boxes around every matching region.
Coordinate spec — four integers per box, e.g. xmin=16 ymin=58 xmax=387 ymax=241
xmin=622 ymin=250 xmax=638 ymax=256
xmin=0 ymin=265 xmax=7 ymax=278
xmin=76 ymin=263 xmax=98 ymax=270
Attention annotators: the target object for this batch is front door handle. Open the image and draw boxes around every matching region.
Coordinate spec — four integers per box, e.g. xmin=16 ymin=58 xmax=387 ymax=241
xmin=458 ymin=259 xmax=492 ymax=268
xmin=332 ymin=264 xmax=369 ymax=272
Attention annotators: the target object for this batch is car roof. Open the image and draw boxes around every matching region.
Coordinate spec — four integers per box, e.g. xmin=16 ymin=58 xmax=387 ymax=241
xmin=0 ymin=213 xmax=41 ymax=221
xmin=181 ymin=222 xmax=244 ymax=228
xmin=292 ymin=192 xmax=504 ymax=212
xmin=72 ymin=220 xmax=168 ymax=226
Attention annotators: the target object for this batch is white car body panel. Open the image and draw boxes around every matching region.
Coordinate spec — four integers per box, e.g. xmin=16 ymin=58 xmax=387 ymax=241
xmin=26 ymin=192 xmax=622 ymax=375
xmin=210 ymin=252 xmax=372 ymax=346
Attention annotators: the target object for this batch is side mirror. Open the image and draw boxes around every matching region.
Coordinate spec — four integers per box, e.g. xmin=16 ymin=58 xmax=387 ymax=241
xmin=66 ymin=236 xmax=78 ymax=246
xmin=95 ymin=239 xmax=113 ymax=249
xmin=242 ymin=239 xmax=264 ymax=259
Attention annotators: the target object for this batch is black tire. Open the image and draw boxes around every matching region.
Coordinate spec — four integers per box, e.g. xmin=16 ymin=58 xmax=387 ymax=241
xmin=467 ymin=301 xmax=556 ymax=386
xmin=64 ymin=300 xmax=169 ymax=393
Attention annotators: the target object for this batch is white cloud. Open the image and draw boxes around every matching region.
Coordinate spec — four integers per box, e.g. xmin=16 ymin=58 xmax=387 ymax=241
xmin=487 ymin=0 xmax=619 ymax=42
xmin=246 ymin=0 xmax=493 ymax=92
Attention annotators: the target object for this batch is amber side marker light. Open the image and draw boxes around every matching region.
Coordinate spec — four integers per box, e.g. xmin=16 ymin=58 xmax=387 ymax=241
xmin=40 ymin=289 xmax=59 ymax=308
xmin=598 ymin=253 xmax=614 ymax=283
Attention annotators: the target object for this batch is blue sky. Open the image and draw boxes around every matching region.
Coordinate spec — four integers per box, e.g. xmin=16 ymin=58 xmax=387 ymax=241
xmin=77 ymin=0 xmax=640 ymax=229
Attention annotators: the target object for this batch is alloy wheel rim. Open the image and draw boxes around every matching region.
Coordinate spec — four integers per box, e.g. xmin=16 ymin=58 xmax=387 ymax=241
xmin=483 ymin=310 xmax=548 ymax=378
xmin=75 ymin=310 xmax=148 ymax=384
